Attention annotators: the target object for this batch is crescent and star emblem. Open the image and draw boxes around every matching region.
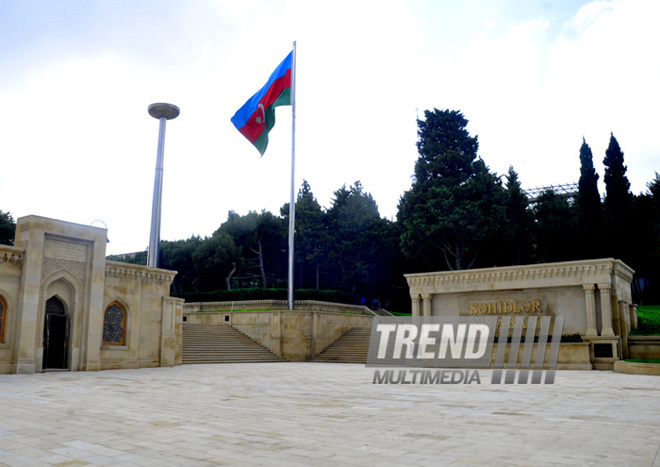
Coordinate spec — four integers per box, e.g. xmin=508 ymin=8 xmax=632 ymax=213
xmin=255 ymin=103 xmax=266 ymax=125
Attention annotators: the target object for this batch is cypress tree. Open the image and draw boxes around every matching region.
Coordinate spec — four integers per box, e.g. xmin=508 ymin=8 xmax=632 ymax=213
xmin=577 ymin=138 xmax=603 ymax=258
xmin=603 ymin=133 xmax=633 ymax=262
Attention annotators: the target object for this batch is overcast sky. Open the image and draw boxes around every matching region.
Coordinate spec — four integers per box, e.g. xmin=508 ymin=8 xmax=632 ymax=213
xmin=1 ymin=0 xmax=658 ymax=255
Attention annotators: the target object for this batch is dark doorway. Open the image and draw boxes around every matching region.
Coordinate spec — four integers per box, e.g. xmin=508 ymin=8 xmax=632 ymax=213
xmin=43 ymin=296 xmax=69 ymax=370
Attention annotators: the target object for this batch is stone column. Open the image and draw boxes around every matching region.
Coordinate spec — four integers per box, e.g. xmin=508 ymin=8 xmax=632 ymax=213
xmin=82 ymin=229 xmax=109 ymax=372
xmin=598 ymin=283 xmax=615 ymax=337
xmin=618 ymin=300 xmax=629 ymax=336
xmin=631 ymin=304 xmax=638 ymax=330
xmin=619 ymin=299 xmax=630 ymax=359
xmin=421 ymin=293 xmax=433 ymax=317
xmin=411 ymin=295 xmax=421 ymax=317
xmin=583 ymin=284 xmax=598 ymax=337
xmin=160 ymin=296 xmax=178 ymax=367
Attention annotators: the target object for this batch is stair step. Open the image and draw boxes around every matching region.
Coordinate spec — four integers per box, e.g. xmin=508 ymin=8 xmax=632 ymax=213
xmin=309 ymin=327 xmax=371 ymax=364
xmin=182 ymin=324 xmax=287 ymax=364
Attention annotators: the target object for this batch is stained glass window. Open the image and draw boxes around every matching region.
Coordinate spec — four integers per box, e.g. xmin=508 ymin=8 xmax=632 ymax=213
xmin=102 ymin=303 xmax=125 ymax=345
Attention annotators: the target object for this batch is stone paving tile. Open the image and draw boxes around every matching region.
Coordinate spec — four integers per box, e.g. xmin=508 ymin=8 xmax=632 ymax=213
xmin=0 ymin=363 xmax=660 ymax=466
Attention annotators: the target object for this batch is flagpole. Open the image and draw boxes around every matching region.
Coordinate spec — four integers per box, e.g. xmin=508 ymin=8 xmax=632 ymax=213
xmin=287 ymin=41 xmax=297 ymax=311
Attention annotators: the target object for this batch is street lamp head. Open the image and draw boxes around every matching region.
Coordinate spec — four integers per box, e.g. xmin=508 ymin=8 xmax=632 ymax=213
xmin=148 ymin=103 xmax=180 ymax=120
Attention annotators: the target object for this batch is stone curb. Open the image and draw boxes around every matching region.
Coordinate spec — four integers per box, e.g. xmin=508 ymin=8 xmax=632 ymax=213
xmin=613 ymin=360 xmax=660 ymax=375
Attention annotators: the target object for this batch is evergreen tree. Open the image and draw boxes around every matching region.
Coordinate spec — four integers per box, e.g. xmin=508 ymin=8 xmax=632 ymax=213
xmin=630 ymin=173 xmax=660 ymax=302
xmin=533 ymin=189 xmax=578 ymax=263
xmin=217 ymin=211 xmax=286 ymax=289
xmin=280 ymin=180 xmax=327 ymax=289
xmin=161 ymin=236 xmax=205 ymax=293
xmin=603 ymin=133 xmax=633 ymax=262
xmin=190 ymin=231 xmax=238 ymax=291
xmin=398 ymin=109 xmax=506 ymax=270
xmin=325 ymin=181 xmax=384 ymax=294
xmin=503 ymin=166 xmax=534 ymax=265
xmin=0 ymin=210 xmax=15 ymax=246
xmin=577 ymin=138 xmax=603 ymax=258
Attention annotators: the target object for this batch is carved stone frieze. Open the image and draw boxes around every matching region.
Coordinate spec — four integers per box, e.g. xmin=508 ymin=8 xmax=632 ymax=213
xmin=105 ymin=262 xmax=176 ymax=285
xmin=42 ymin=257 xmax=87 ymax=282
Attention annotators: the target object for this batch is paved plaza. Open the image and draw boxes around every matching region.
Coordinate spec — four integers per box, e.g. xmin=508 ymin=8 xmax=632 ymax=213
xmin=0 ymin=363 xmax=659 ymax=466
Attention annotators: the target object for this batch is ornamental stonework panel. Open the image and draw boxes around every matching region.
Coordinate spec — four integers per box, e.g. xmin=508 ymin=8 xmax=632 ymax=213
xmin=42 ymin=258 xmax=87 ymax=283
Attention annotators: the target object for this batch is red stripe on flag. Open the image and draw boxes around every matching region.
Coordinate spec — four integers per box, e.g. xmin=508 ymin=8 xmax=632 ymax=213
xmin=238 ymin=70 xmax=291 ymax=143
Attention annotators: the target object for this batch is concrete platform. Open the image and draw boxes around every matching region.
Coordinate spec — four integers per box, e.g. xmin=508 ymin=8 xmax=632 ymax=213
xmin=0 ymin=363 xmax=659 ymax=466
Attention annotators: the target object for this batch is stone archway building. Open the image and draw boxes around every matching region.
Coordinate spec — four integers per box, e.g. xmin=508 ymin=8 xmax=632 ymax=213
xmin=0 ymin=215 xmax=183 ymax=374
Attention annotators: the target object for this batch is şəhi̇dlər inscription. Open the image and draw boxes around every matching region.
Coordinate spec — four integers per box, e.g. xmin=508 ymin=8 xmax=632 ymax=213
xmin=469 ymin=300 xmax=543 ymax=315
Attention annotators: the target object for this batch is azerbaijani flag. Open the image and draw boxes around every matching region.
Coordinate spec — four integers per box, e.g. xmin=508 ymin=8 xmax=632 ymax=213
xmin=231 ymin=51 xmax=293 ymax=156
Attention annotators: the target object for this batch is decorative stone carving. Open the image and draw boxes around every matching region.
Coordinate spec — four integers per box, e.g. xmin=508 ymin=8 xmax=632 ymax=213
xmin=42 ymin=258 xmax=87 ymax=283
xmin=0 ymin=250 xmax=24 ymax=266
xmin=105 ymin=262 xmax=176 ymax=285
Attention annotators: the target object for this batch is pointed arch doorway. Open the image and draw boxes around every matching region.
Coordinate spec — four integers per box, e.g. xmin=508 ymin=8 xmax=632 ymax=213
xmin=43 ymin=296 xmax=69 ymax=370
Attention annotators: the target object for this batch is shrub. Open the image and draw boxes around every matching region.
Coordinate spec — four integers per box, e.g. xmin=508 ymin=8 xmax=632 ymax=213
xmin=631 ymin=305 xmax=660 ymax=336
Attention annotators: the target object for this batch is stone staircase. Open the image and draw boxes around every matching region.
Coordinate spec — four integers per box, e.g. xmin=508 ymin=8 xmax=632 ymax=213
xmin=182 ymin=324 xmax=287 ymax=364
xmin=309 ymin=327 xmax=372 ymax=363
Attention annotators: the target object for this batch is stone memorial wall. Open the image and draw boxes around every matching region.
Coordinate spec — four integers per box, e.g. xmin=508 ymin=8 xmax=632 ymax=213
xmin=406 ymin=258 xmax=637 ymax=369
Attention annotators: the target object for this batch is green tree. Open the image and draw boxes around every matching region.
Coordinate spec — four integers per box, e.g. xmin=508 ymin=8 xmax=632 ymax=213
xmin=281 ymin=180 xmax=327 ymax=289
xmin=630 ymin=173 xmax=660 ymax=302
xmin=533 ymin=189 xmax=577 ymax=263
xmin=217 ymin=210 xmax=286 ymax=288
xmin=577 ymin=138 xmax=603 ymax=258
xmin=603 ymin=133 xmax=634 ymax=262
xmin=502 ymin=166 xmax=534 ymax=265
xmin=398 ymin=109 xmax=506 ymax=270
xmin=325 ymin=181 xmax=383 ymax=293
xmin=0 ymin=210 xmax=16 ymax=246
xmin=191 ymin=231 xmax=239 ymax=291
xmin=281 ymin=180 xmax=403 ymax=309
xmin=160 ymin=237 xmax=204 ymax=293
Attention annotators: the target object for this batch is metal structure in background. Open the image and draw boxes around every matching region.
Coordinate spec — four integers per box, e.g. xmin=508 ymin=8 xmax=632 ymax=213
xmin=525 ymin=182 xmax=579 ymax=204
xmin=147 ymin=103 xmax=180 ymax=268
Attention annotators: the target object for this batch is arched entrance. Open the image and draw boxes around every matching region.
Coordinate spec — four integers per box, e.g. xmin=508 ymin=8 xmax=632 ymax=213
xmin=43 ymin=296 xmax=69 ymax=370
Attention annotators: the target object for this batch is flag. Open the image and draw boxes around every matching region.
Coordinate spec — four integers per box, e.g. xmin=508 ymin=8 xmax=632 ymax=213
xmin=231 ymin=51 xmax=293 ymax=156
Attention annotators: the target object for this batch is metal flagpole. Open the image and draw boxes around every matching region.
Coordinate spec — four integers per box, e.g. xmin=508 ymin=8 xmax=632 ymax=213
xmin=287 ymin=42 xmax=297 ymax=310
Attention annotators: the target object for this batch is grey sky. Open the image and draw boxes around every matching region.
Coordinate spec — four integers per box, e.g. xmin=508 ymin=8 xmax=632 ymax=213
xmin=1 ymin=0 xmax=657 ymax=255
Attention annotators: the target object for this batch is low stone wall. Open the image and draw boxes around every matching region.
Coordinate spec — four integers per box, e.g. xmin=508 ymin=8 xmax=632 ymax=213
xmin=613 ymin=360 xmax=660 ymax=376
xmin=627 ymin=336 xmax=660 ymax=360
xmin=183 ymin=300 xmax=376 ymax=316
xmin=183 ymin=310 xmax=373 ymax=361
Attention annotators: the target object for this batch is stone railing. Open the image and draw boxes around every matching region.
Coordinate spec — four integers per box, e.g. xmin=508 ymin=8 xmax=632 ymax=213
xmin=183 ymin=299 xmax=379 ymax=316
xmin=105 ymin=260 xmax=177 ymax=284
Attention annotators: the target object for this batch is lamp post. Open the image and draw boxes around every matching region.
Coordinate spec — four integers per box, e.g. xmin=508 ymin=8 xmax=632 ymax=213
xmin=147 ymin=103 xmax=179 ymax=268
